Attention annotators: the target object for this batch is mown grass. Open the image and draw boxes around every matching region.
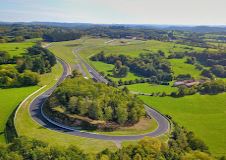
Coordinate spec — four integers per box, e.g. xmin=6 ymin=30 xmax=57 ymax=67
xmin=139 ymin=93 xmax=226 ymax=156
xmin=169 ymin=58 xmax=202 ymax=78
xmin=126 ymin=83 xmax=177 ymax=94
xmin=79 ymin=39 xmax=206 ymax=59
xmin=0 ymin=86 xmax=39 ymax=143
xmin=89 ymin=117 xmax=158 ymax=136
xmin=0 ymin=41 xmax=35 ymax=57
xmin=48 ymin=41 xmax=80 ymax=68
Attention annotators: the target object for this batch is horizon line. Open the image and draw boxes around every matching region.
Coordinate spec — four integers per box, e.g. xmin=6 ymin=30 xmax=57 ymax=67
xmin=1 ymin=21 xmax=226 ymax=27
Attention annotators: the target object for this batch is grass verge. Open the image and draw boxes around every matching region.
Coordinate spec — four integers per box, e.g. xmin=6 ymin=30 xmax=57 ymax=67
xmin=88 ymin=117 xmax=158 ymax=136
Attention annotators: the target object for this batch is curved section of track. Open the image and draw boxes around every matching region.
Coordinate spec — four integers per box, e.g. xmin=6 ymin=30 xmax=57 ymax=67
xmin=29 ymin=58 xmax=170 ymax=141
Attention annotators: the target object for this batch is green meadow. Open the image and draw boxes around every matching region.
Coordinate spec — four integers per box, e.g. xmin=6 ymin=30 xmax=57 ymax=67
xmin=126 ymin=83 xmax=177 ymax=94
xmin=0 ymin=41 xmax=35 ymax=57
xmin=79 ymin=39 xmax=206 ymax=59
xmin=139 ymin=93 xmax=226 ymax=156
xmin=169 ymin=58 xmax=202 ymax=78
xmin=0 ymin=86 xmax=39 ymax=143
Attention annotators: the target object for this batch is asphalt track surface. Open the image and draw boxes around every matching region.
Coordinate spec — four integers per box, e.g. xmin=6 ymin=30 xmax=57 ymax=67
xmin=29 ymin=56 xmax=170 ymax=141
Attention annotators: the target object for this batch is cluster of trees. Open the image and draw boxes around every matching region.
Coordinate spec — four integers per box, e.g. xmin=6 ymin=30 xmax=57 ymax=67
xmin=0 ymin=64 xmax=39 ymax=88
xmin=0 ymin=24 xmax=47 ymax=42
xmin=176 ymin=74 xmax=193 ymax=81
xmin=0 ymin=51 xmax=11 ymax=64
xmin=171 ymin=80 xmax=226 ymax=97
xmin=1 ymin=121 xmax=218 ymax=160
xmin=210 ymin=65 xmax=226 ymax=78
xmin=0 ymin=36 xmax=25 ymax=43
xmin=1 ymin=24 xmax=171 ymax=43
xmin=42 ymin=29 xmax=82 ymax=42
xmin=168 ymin=52 xmax=186 ymax=59
xmin=0 ymin=23 xmax=172 ymax=43
xmin=97 ymin=122 xmax=213 ymax=160
xmin=112 ymin=60 xmax=129 ymax=77
xmin=171 ymin=85 xmax=197 ymax=97
xmin=0 ymin=136 xmax=215 ymax=160
xmin=17 ymin=45 xmax=56 ymax=74
xmin=0 ymin=45 xmax=56 ymax=88
xmin=86 ymin=26 xmax=170 ymax=41
xmin=91 ymin=51 xmax=173 ymax=82
xmin=200 ymin=80 xmax=226 ymax=94
xmin=188 ymin=51 xmax=226 ymax=78
xmin=0 ymin=137 xmax=89 ymax=160
xmin=45 ymin=76 xmax=145 ymax=126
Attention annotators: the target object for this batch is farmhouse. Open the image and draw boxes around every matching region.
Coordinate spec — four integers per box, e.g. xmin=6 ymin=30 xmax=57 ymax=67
xmin=173 ymin=79 xmax=201 ymax=87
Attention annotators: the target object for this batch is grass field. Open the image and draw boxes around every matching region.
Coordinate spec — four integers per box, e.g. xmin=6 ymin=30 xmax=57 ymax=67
xmin=139 ymin=93 xmax=226 ymax=156
xmin=0 ymin=41 xmax=35 ymax=57
xmin=0 ymin=86 xmax=39 ymax=143
xmin=126 ymin=83 xmax=177 ymax=94
xmin=79 ymin=39 xmax=206 ymax=59
xmin=169 ymin=58 xmax=202 ymax=78
xmin=90 ymin=61 xmax=140 ymax=81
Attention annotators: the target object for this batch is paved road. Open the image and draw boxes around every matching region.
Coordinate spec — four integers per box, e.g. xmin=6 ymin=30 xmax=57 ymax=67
xmin=73 ymin=48 xmax=108 ymax=83
xmin=29 ymin=55 xmax=169 ymax=142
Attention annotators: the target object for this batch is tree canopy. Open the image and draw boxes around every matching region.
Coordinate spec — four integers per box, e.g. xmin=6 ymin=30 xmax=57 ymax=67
xmin=44 ymin=76 xmax=145 ymax=128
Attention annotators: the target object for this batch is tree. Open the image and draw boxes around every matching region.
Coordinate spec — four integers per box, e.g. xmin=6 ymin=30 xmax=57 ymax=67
xmin=104 ymin=106 xmax=113 ymax=121
xmin=19 ymin=70 xmax=39 ymax=86
xmin=116 ymin=106 xmax=128 ymax=124
xmin=181 ymin=151 xmax=215 ymax=160
xmin=0 ymin=51 xmax=10 ymax=64
xmin=211 ymin=65 xmax=226 ymax=78
xmin=72 ymin=69 xmax=82 ymax=78
xmin=115 ymin=60 xmax=122 ymax=69
xmin=201 ymin=69 xmax=214 ymax=79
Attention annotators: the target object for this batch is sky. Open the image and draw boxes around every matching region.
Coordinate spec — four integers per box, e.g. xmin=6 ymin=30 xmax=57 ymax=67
xmin=0 ymin=0 xmax=226 ymax=25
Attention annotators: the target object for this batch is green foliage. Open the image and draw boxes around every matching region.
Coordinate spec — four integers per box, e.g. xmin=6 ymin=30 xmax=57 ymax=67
xmin=211 ymin=65 xmax=226 ymax=78
xmin=0 ymin=51 xmax=11 ymax=64
xmin=0 ymin=86 xmax=39 ymax=142
xmin=0 ymin=137 xmax=90 ymax=160
xmin=171 ymin=85 xmax=197 ymax=97
xmin=97 ymin=130 xmax=213 ymax=160
xmin=201 ymin=69 xmax=214 ymax=79
xmin=176 ymin=74 xmax=193 ymax=80
xmin=46 ymin=76 xmax=145 ymax=125
xmin=71 ymin=69 xmax=82 ymax=78
xmin=91 ymin=52 xmax=173 ymax=82
xmin=43 ymin=29 xmax=81 ymax=42
xmin=200 ymin=80 xmax=226 ymax=94
xmin=0 ymin=65 xmax=39 ymax=88
xmin=17 ymin=45 xmax=56 ymax=74
xmin=112 ymin=60 xmax=129 ymax=78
